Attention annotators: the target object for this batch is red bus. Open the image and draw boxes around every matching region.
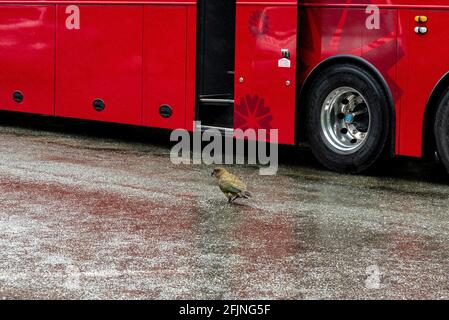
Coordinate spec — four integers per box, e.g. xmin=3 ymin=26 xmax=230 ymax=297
xmin=0 ymin=0 xmax=448 ymax=173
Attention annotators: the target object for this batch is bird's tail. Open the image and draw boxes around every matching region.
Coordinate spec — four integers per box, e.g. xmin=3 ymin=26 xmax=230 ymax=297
xmin=242 ymin=191 xmax=252 ymax=199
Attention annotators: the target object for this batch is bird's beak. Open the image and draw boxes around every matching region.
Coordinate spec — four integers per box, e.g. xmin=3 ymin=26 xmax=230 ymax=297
xmin=211 ymin=172 xmax=214 ymax=177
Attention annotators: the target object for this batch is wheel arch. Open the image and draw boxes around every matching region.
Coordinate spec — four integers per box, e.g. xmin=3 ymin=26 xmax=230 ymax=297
xmin=297 ymin=55 xmax=396 ymax=156
xmin=422 ymin=71 xmax=449 ymax=158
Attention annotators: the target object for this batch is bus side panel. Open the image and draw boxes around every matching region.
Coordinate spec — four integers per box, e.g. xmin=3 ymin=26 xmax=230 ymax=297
xmin=56 ymin=5 xmax=142 ymax=125
xmin=185 ymin=5 xmax=197 ymax=131
xmin=398 ymin=10 xmax=449 ymax=157
xmin=0 ymin=6 xmax=55 ymax=115
xmin=361 ymin=9 xmax=399 ymax=154
xmin=298 ymin=8 xmax=400 ymax=151
xmin=143 ymin=6 xmax=188 ymax=130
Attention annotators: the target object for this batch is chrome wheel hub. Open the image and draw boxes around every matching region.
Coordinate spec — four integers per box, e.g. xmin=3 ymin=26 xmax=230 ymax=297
xmin=320 ymin=87 xmax=371 ymax=155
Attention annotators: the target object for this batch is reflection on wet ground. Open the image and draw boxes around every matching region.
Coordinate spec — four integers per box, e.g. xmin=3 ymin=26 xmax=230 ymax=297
xmin=0 ymin=112 xmax=448 ymax=299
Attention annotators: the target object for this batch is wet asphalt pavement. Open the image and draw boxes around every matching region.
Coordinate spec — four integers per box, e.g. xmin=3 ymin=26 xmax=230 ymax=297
xmin=0 ymin=112 xmax=449 ymax=300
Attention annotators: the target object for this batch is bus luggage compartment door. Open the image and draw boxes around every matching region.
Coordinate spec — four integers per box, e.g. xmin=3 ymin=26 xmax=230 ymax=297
xmin=234 ymin=1 xmax=297 ymax=144
xmin=143 ymin=5 xmax=197 ymax=131
xmin=0 ymin=6 xmax=55 ymax=115
xmin=56 ymin=6 xmax=142 ymax=125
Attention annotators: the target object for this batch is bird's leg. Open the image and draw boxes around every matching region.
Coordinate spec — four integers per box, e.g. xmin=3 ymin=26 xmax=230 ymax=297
xmin=229 ymin=196 xmax=238 ymax=204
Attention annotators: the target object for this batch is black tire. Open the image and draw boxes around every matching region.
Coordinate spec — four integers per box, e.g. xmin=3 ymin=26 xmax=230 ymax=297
xmin=434 ymin=90 xmax=449 ymax=173
xmin=305 ymin=64 xmax=390 ymax=173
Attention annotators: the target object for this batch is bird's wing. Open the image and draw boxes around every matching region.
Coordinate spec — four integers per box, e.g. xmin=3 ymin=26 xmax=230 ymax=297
xmin=219 ymin=174 xmax=247 ymax=194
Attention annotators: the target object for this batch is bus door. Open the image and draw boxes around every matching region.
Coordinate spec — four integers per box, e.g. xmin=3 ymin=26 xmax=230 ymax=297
xmin=234 ymin=1 xmax=298 ymax=144
xmin=197 ymin=0 xmax=236 ymax=130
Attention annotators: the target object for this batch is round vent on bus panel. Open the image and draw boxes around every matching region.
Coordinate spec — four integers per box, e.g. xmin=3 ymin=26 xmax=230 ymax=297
xmin=13 ymin=91 xmax=24 ymax=103
xmin=159 ymin=105 xmax=173 ymax=118
xmin=93 ymin=99 xmax=105 ymax=112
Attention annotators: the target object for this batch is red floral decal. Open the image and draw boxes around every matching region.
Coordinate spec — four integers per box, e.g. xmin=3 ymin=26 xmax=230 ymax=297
xmin=234 ymin=95 xmax=273 ymax=131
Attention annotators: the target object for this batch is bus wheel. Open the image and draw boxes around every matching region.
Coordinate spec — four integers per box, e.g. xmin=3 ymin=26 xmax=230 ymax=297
xmin=305 ymin=64 xmax=390 ymax=173
xmin=433 ymin=91 xmax=449 ymax=173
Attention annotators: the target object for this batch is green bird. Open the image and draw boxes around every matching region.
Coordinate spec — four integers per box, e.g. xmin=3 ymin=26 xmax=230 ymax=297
xmin=211 ymin=168 xmax=252 ymax=203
